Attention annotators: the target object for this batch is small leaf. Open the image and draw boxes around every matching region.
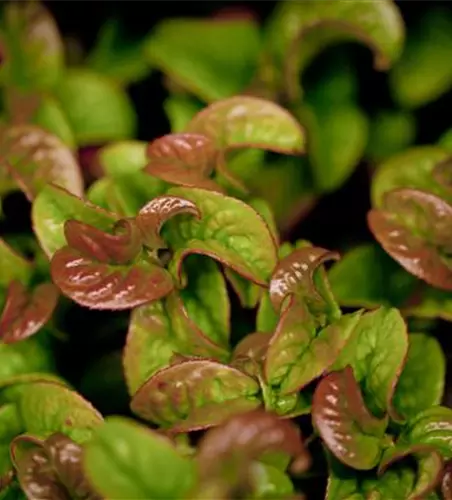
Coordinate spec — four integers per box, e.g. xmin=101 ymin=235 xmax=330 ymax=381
xmin=312 ymin=367 xmax=387 ymax=470
xmin=0 ymin=240 xmax=31 ymax=289
xmin=98 ymin=140 xmax=147 ymax=177
xmin=249 ymin=462 xmax=295 ymax=500
xmin=0 ymin=125 xmax=84 ymax=200
xmin=164 ymin=187 xmax=278 ymax=286
xmin=32 ymin=184 xmax=118 ymax=257
xmin=144 ymin=18 xmax=260 ymax=101
xmin=406 ymin=286 xmax=452 ymax=322
xmin=164 ymin=95 xmax=204 ymax=133
xmin=0 ymin=281 xmax=58 ymax=344
xmin=442 ymin=460 xmax=452 ymax=499
xmin=265 ymin=300 xmax=362 ymax=395
xmin=83 ymin=417 xmax=196 ymax=499
xmin=393 ymin=333 xmax=445 ymax=420
xmin=1 ymin=381 xmax=103 ymax=443
xmin=130 ymin=359 xmax=261 ymax=430
xmin=371 ymin=146 xmax=452 ymax=208
xmin=390 ymin=8 xmax=452 ymax=109
xmin=186 ymin=96 xmax=305 ymax=154
xmin=232 ymin=332 xmax=272 ymax=378
xmin=0 ymin=1 xmax=64 ymax=91
xmin=136 ymin=195 xmax=200 ymax=250
xmin=266 ymin=0 xmax=404 ymax=101
xmin=368 ymin=188 xmax=452 ymax=291
xmin=54 ymin=69 xmax=136 ymax=146
xmin=331 ymin=307 xmax=408 ymax=418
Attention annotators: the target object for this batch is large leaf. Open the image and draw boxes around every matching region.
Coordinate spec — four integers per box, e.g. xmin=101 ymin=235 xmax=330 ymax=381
xmin=393 ymin=333 xmax=445 ymax=420
xmin=84 ymin=417 xmax=196 ymax=499
xmin=312 ymin=367 xmax=387 ymax=470
xmin=371 ymin=146 xmax=452 ymax=208
xmin=331 ymin=307 xmax=408 ymax=419
xmin=186 ymin=96 xmax=305 ymax=154
xmin=123 ymin=291 xmax=229 ymax=395
xmin=368 ymin=188 xmax=452 ymax=291
xmin=144 ymin=18 xmax=260 ymax=101
xmin=328 ymin=244 xmax=417 ymax=309
xmin=130 ymin=359 xmax=261 ymax=431
xmin=164 ymin=187 xmax=278 ymax=286
xmin=54 ymin=69 xmax=136 ymax=146
xmin=32 ymin=184 xmax=118 ymax=257
xmin=265 ymin=300 xmax=362 ymax=395
xmin=0 ymin=1 xmax=63 ymax=91
xmin=266 ymin=0 xmax=404 ymax=101
xmin=0 ymin=125 xmax=83 ymax=200
xmin=389 ymin=8 xmax=452 ymax=108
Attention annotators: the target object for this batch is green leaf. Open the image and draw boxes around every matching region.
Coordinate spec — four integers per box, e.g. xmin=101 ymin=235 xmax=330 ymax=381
xmin=439 ymin=128 xmax=452 ymax=154
xmin=313 ymin=367 xmax=387 ymax=470
xmin=393 ymin=333 xmax=445 ymax=420
xmin=186 ymin=96 xmax=305 ymax=154
xmin=1 ymin=381 xmax=103 ymax=443
xmin=0 ymin=124 xmax=84 ymax=200
xmin=249 ymin=462 xmax=294 ymax=499
xmin=84 ymin=417 xmax=196 ymax=499
xmin=164 ymin=187 xmax=278 ymax=286
xmin=265 ymin=302 xmax=362 ymax=395
xmin=266 ymin=0 xmax=404 ymax=102
xmin=365 ymin=110 xmax=416 ymax=163
xmin=87 ymin=19 xmax=149 ymax=85
xmin=299 ymin=103 xmax=368 ymax=193
xmin=406 ymin=286 xmax=452 ymax=322
xmin=0 ymin=404 xmax=22 ymax=476
xmin=164 ymin=95 xmax=204 ymax=133
xmin=390 ymin=8 xmax=452 ymax=109
xmin=0 ymin=240 xmax=31 ymax=289
xmin=98 ymin=141 xmax=148 ymax=177
xmin=328 ymin=244 xmax=417 ymax=309
xmin=130 ymin=359 xmax=261 ymax=430
xmin=0 ymin=1 xmax=64 ymax=91
xmin=32 ymin=184 xmax=118 ymax=257
xmin=144 ymin=18 xmax=260 ymax=101
xmin=54 ymin=69 xmax=136 ymax=146
xmin=331 ymin=307 xmax=408 ymax=418
xmin=371 ymin=146 xmax=452 ymax=208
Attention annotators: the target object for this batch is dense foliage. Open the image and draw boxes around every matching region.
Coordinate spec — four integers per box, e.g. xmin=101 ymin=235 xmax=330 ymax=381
xmin=1 ymin=0 xmax=452 ymax=498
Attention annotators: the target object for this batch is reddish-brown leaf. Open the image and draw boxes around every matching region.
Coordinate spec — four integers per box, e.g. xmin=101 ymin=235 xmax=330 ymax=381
xmin=368 ymin=188 xmax=452 ymax=290
xmin=135 ymin=195 xmax=201 ymax=250
xmin=0 ymin=280 xmax=58 ymax=343
xmin=442 ymin=460 xmax=452 ymax=500
xmin=231 ymin=332 xmax=272 ymax=377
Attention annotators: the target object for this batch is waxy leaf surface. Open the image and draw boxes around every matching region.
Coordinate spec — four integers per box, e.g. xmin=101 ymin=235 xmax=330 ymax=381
xmin=312 ymin=367 xmax=387 ymax=470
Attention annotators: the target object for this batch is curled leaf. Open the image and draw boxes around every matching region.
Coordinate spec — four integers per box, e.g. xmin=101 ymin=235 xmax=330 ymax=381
xmin=0 ymin=125 xmax=84 ymax=200
xmin=368 ymin=188 xmax=452 ymax=291
xmin=130 ymin=359 xmax=261 ymax=431
xmin=136 ymin=195 xmax=201 ymax=250
xmin=232 ymin=332 xmax=272 ymax=378
xmin=312 ymin=367 xmax=387 ymax=470
xmin=197 ymin=410 xmax=310 ymax=476
xmin=186 ymin=96 xmax=305 ymax=154
xmin=51 ymin=247 xmax=173 ymax=310
xmin=0 ymin=281 xmax=58 ymax=344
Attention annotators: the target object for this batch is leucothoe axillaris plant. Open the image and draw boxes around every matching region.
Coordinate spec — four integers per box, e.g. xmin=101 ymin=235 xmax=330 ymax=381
xmin=1 ymin=0 xmax=452 ymax=498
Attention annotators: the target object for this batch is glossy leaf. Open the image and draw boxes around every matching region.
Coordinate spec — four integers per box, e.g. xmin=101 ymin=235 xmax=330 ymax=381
xmin=390 ymin=8 xmax=452 ymax=108
xmin=368 ymin=188 xmax=452 ymax=291
xmin=144 ymin=18 xmax=260 ymax=101
xmin=98 ymin=140 xmax=147 ymax=177
xmin=32 ymin=184 xmax=118 ymax=257
xmin=164 ymin=187 xmax=278 ymax=286
xmin=1 ymin=381 xmax=103 ymax=443
xmin=393 ymin=333 xmax=445 ymax=420
xmin=312 ymin=367 xmax=387 ymax=470
xmin=331 ymin=307 xmax=408 ymax=419
xmin=0 ymin=281 xmax=58 ymax=344
xmin=124 ymin=290 xmax=228 ymax=395
xmin=328 ymin=244 xmax=417 ymax=309
xmin=0 ymin=1 xmax=63 ymax=91
xmin=84 ymin=417 xmax=196 ymax=499
xmin=136 ymin=195 xmax=200 ymax=250
xmin=266 ymin=0 xmax=404 ymax=101
xmin=265 ymin=300 xmax=362 ymax=395
xmin=371 ymin=146 xmax=452 ymax=208
xmin=54 ymin=69 xmax=136 ymax=146
xmin=186 ymin=96 xmax=305 ymax=154
xmin=131 ymin=359 xmax=261 ymax=430
xmin=232 ymin=332 xmax=272 ymax=379
xmin=0 ymin=125 xmax=83 ymax=200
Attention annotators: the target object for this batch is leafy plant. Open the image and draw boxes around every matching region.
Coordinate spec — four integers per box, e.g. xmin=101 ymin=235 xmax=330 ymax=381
xmin=0 ymin=0 xmax=452 ymax=498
